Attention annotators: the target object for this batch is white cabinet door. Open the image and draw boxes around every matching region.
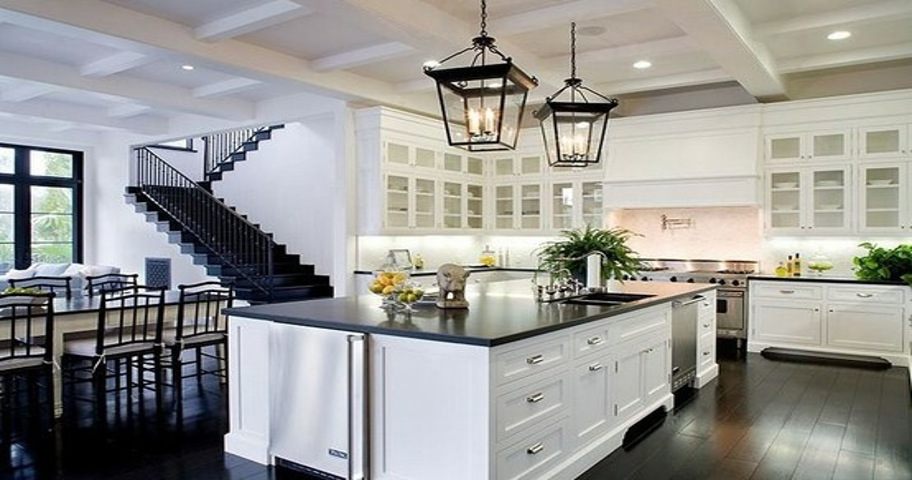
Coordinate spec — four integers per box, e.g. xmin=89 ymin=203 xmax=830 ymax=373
xmin=518 ymin=183 xmax=543 ymax=231
xmin=766 ymin=130 xmax=850 ymax=162
xmin=752 ymin=300 xmax=823 ymax=346
xmin=550 ymin=182 xmax=575 ymax=231
xmin=579 ymin=181 xmax=605 ymax=228
xmin=641 ymin=337 xmax=670 ymax=407
xmin=613 ymin=343 xmax=644 ymax=425
xmin=572 ymin=356 xmax=612 ymax=448
xmin=766 ymin=134 xmax=803 ymax=162
xmin=858 ymin=163 xmax=908 ymax=233
xmin=858 ymin=125 xmax=910 ymax=160
xmin=826 ymin=303 xmax=906 ymax=353
xmin=767 ymin=169 xmax=804 ymax=233
xmin=807 ymin=167 xmax=852 ymax=233
xmin=441 ymin=181 xmax=463 ymax=229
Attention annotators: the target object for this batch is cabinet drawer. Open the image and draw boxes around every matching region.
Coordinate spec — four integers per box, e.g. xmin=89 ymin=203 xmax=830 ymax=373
xmin=496 ymin=373 xmax=568 ymax=443
xmin=495 ymin=336 xmax=570 ymax=386
xmin=610 ymin=307 xmax=670 ymax=344
xmin=496 ymin=418 xmax=569 ymax=480
xmin=698 ymin=332 xmax=715 ymax=370
xmin=753 ymin=283 xmax=822 ymax=300
xmin=827 ymin=285 xmax=905 ymax=305
xmin=699 ymin=314 xmax=715 ymax=335
xmin=573 ymin=323 xmax=610 ymax=358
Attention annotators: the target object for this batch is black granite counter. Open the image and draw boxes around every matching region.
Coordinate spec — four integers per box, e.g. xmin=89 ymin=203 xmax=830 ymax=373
xmin=353 ymin=266 xmax=539 ymax=277
xmin=748 ymin=275 xmax=909 ymax=287
xmin=225 ymin=280 xmax=715 ymax=347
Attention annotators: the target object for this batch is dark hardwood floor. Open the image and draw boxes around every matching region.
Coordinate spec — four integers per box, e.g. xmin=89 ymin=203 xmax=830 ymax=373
xmin=2 ymin=342 xmax=910 ymax=480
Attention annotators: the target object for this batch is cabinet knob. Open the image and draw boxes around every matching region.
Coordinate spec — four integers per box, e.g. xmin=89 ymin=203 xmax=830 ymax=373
xmin=703 ymin=351 xmax=711 ymax=356
xmin=587 ymin=336 xmax=603 ymax=345
xmin=526 ymin=392 xmax=545 ymax=403
xmin=589 ymin=363 xmax=603 ymax=372
xmin=814 ymin=308 xmax=820 ymax=312
xmin=703 ymin=323 xmax=711 ymax=328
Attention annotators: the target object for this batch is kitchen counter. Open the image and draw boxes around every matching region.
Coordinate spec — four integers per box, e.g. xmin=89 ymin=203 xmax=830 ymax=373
xmin=353 ymin=265 xmax=539 ymax=277
xmin=225 ymin=279 xmax=715 ymax=346
xmin=748 ymin=274 xmax=909 ymax=286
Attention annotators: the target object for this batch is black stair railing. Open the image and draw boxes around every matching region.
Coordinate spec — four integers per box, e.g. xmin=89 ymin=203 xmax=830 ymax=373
xmin=135 ymin=147 xmax=274 ymax=298
xmin=203 ymin=125 xmax=277 ymax=180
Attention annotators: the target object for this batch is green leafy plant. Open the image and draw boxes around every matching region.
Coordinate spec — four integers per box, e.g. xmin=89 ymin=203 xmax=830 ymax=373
xmin=852 ymin=242 xmax=912 ymax=286
xmin=536 ymin=225 xmax=641 ymax=281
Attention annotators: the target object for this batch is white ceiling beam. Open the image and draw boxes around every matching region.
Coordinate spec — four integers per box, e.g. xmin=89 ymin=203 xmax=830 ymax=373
xmin=107 ymin=103 xmax=151 ymax=118
xmin=495 ymin=0 xmax=651 ymax=37
xmin=552 ymin=36 xmax=698 ymax=66
xmin=0 ymin=1 xmax=426 ymax=113
xmin=755 ymin=0 xmax=912 ymax=38
xmin=312 ymin=42 xmax=416 ymax=71
xmin=0 ymin=51 xmax=255 ymax=121
xmin=80 ymin=51 xmax=153 ymax=77
xmin=651 ymin=0 xmax=786 ymax=98
xmin=193 ymin=78 xmax=262 ymax=98
xmin=779 ymin=42 xmax=912 ymax=74
xmin=0 ymin=83 xmax=57 ymax=102
xmin=598 ymin=68 xmax=731 ymax=95
xmin=195 ymin=0 xmax=314 ymax=42
xmin=396 ymin=78 xmax=432 ymax=93
xmin=0 ymin=99 xmax=167 ymax=134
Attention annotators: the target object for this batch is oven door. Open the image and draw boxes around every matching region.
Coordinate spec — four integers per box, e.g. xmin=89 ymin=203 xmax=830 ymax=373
xmin=716 ymin=289 xmax=745 ymax=334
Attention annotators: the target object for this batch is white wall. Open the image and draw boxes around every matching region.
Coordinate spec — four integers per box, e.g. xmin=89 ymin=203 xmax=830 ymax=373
xmin=147 ymin=143 xmax=204 ymax=181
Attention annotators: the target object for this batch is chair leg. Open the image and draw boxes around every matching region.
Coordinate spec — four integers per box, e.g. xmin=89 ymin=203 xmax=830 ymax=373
xmin=196 ymin=348 xmax=203 ymax=385
xmin=45 ymin=366 xmax=55 ymax=434
xmin=92 ymin=359 xmax=107 ymax=429
xmin=173 ymin=348 xmax=183 ymax=425
xmin=154 ymin=352 xmax=164 ymax=419
xmin=1 ymin=375 xmax=11 ymax=463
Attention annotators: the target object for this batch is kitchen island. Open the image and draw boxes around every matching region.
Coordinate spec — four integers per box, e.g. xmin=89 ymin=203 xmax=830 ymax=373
xmin=224 ymin=280 xmax=717 ymax=480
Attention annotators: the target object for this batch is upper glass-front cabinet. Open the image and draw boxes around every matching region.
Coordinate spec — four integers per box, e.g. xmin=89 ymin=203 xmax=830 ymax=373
xmin=493 ymin=155 xmax=542 ymax=177
xmin=384 ymin=141 xmax=437 ymax=169
xmin=858 ymin=164 xmax=908 ymax=233
xmin=766 ymin=167 xmax=851 ymax=234
xmin=766 ymin=130 xmax=851 ymax=162
xmin=858 ymin=125 xmax=911 ymax=160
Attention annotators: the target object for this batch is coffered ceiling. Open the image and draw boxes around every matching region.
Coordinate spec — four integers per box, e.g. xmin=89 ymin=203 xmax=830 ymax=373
xmin=0 ymin=0 xmax=910 ymax=139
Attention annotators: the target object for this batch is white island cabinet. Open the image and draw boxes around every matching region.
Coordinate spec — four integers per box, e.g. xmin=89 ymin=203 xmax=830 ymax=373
xmin=748 ymin=278 xmax=912 ymax=367
xmin=223 ymin=281 xmax=716 ymax=480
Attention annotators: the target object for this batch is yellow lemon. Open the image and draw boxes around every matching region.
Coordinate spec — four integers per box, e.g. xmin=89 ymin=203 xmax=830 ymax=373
xmin=382 ymin=285 xmax=395 ymax=295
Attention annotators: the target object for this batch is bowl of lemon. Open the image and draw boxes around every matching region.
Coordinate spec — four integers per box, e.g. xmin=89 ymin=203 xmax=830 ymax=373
xmin=369 ymin=270 xmax=409 ymax=309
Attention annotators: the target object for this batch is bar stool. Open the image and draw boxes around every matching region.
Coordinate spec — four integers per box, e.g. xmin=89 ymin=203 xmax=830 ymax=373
xmin=9 ymin=276 xmax=72 ymax=299
xmin=163 ymin=282 xmax=233 ymax=421
xmin=62 ymin=286 xmax=165 ymax=424
xmin=0 ymin=292 xmax=55 ymax=459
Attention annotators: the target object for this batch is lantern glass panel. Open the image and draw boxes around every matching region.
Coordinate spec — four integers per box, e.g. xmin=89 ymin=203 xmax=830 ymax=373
xmin=543 ymin=108 xmax=609 ymax=166
xmin=434 ymin=72 xmax=530 ymax=151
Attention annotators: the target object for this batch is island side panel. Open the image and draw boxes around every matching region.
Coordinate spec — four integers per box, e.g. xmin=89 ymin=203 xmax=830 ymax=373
xmin=225 ymin=316 xmax=273 ymax=464
xmin=370 ymin=333 xmax=492 ymax=480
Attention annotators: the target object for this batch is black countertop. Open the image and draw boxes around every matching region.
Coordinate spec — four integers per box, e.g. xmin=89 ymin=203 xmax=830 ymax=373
xmin=225 ymin=280 xmax=716 ymax=347
xmin=353 ymin=266 xmax=540 ymax=277
xmin=748 ymin=275 xmax=909 ymax=287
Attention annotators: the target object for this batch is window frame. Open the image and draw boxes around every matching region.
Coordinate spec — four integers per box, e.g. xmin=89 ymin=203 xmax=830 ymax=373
xmin=0 ymin=142 xmax=84 ymax=270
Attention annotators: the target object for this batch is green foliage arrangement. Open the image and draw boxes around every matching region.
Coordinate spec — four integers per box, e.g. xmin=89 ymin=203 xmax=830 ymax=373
xmin=536 ymin=225 xmax=641 ymax=281
xmin=852 ymin=242 xmax=912 ymax=286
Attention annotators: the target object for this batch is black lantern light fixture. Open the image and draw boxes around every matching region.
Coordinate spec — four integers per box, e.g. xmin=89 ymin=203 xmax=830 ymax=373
xmin=534 ymin=22 xmax=619 ymax=167
xmin=423 ymin=0 xmax=538 ymax=151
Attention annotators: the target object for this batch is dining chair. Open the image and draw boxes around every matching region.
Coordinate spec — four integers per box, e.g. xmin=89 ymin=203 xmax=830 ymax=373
xmin=84 ymin=273 xmax=139 ymax=297
xmin=163 ymin=281 xmax=233 ymax=421
xmin=9 ymin=276 xmax=72 ymax=299
xmin=0 ymin=292 xmax=55 ymax=456
xmin=62 ymin=286 xmax=165 ymax=424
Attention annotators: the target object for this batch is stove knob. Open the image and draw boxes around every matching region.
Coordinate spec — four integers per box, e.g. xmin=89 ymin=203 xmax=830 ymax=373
xmin=686 ymin=278 xmax=695 ymax=283
xmin=709 ymin=278 xmax=717 ymax=284
xmin=718 ymin=279 xmax=727 ymax=286
xmin=641 ymin=276 xmax=649 ymax=282
xmin=732 ymin=279 xmax=740 ymax=287
xmin=670 ymin=276 xmax=678 ymax=283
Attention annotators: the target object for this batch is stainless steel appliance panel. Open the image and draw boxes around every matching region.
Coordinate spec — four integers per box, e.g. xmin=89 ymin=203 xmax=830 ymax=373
xmin=672 ymin=295 xmax=702 ymax=391
xmin=270 ymin=323 xmax=367 ymax=479
xmin=716 ymin=289 xmax=745 ymax=339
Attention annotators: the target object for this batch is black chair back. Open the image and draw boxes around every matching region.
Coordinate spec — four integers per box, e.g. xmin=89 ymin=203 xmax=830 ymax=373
xmin=176 ymin=282 xmax=234 ymax=341
xmin=96 ymin=286 xmax=164 ymax=356
xmin=85 ymin=273 xmax=138 ymax=297
xmin=8 ymin=276 xmax=72 ymax=299
xmin=0 ymin=292 xmax=55 ymax=368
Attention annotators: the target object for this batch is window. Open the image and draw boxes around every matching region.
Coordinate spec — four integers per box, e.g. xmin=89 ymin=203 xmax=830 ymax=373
xmin=0 ymin=143 xmax=83 ymax=274
xmin=151 ymin=138 xmax=195 ymax=151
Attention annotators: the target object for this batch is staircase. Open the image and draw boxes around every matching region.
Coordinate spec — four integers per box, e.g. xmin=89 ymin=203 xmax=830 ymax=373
xmin=198 ymin=124 xmax=284 ymax=191
xmin=126 ymin=146 xmax=333 ymax=303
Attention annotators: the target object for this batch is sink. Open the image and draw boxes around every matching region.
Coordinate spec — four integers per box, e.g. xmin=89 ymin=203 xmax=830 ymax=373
xmin=562 ymin=292 xmax=656 ymax=306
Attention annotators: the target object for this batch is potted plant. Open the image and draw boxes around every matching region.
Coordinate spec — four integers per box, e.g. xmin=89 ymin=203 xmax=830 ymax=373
xmin=853 ymin=242 xmax=912 ymax=286
xmin=536 ymin=225 xmax=642 ymax=282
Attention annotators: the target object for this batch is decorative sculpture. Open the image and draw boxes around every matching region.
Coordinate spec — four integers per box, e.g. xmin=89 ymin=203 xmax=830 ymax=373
xmin=436 ymin=263 xmax=470 ymax=309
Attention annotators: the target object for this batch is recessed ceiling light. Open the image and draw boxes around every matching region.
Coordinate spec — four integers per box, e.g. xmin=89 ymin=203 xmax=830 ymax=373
xmin=827 ymin=31 xmax=851 ymax=41
xmin=633 ymin=60 xmax=652 ymax=69
xmin=181 ymin=64 xmax=195 ymax=71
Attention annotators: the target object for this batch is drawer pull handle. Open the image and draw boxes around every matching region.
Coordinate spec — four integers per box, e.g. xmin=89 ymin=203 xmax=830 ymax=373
xmin=589 ymin=363 xmax=603 ymax=372
xmin=587 ymin=336 xmax=603 ymax=345
xmin=703 ymin=351 xmax=711 ymax=356
xmin=856 ymin=293 xmax=874 ymax=298
xmin=703 ymin=323 xmax=711 ymax=328
xmin=526 ymin=354 xmax=544 ymax=365
xmin=527 ymin=443 xmax=544 ymax=455
xmin=780 ymin=290 xmax=795 ymax=294
xmin=526 ymin=392 xmax=545 ymax=403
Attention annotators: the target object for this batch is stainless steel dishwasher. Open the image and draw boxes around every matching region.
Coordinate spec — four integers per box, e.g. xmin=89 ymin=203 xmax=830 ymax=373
xmin=671 ymin=295 xmax=703 ymax=392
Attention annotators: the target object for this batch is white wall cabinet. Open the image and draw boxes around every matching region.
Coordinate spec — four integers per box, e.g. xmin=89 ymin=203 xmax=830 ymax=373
xmin=858 ymin=125 xmax=912 ymax=160
xmin=765 ymin=130 xmax=851 ymax=163
xmin=383 ymin=173 xmax=438 ymax=230
xmin=765 ymin=166 xmax=852 ymax=234
xmin=857 ymin=162 xmax=910 ymax=233
xmin=749 ymin=280 xmax=911 ymax=365
xmin=549 ymin=181 xmax=605 ymax=231
xmin=492 ymin=182 xmax=544 ymax=232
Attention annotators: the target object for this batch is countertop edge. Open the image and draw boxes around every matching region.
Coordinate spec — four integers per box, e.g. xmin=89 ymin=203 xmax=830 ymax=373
xmin=747 ymin=275 xmax=909 ymax=287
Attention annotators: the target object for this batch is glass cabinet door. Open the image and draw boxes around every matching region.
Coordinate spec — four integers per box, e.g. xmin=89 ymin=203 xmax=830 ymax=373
xmin=768 ymin=135 xmax=802 ymax=161
xmin=386 ymin=142 xmax=410 ymax=166
xmin=811 ymin=132 xmax=848 ymax=160
xmin=466 ymin=184 xmax=483 ymax=229
xmin=494 ymin=158 xmax=514 ymax=177
xmin=443 ymin=153 xmax=462 ymax=173
xmin=580 ymin=181 xmax=604 ymax=227
xmin=859 ymin=126 xmax=906 ymax=159
xmin=520 ymin=156 xmax=541 ymax=175
xmin=768 ymin=171 xmax=802 ymax=229
xmin=466 ymin=156 xmax=484 ymax=176
xmin=519 ymin=184 xmax=542 ymax=230
xmin=385 ymin=174 xmax=410 ymax=228
xmin=551 ymin=182 xmax=574 ymax=230
xmin=442 ymin=181 xmax=462 ymax=229
xmin=810 ymin=169 xmax=848 ymax=231
xmin=495 ymin=185 xmax=514 ymax=229
xmin=414 ymin=178 xmax=437 ymax=229
xmin=860 ymin=165 xmax=903 ymax=231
